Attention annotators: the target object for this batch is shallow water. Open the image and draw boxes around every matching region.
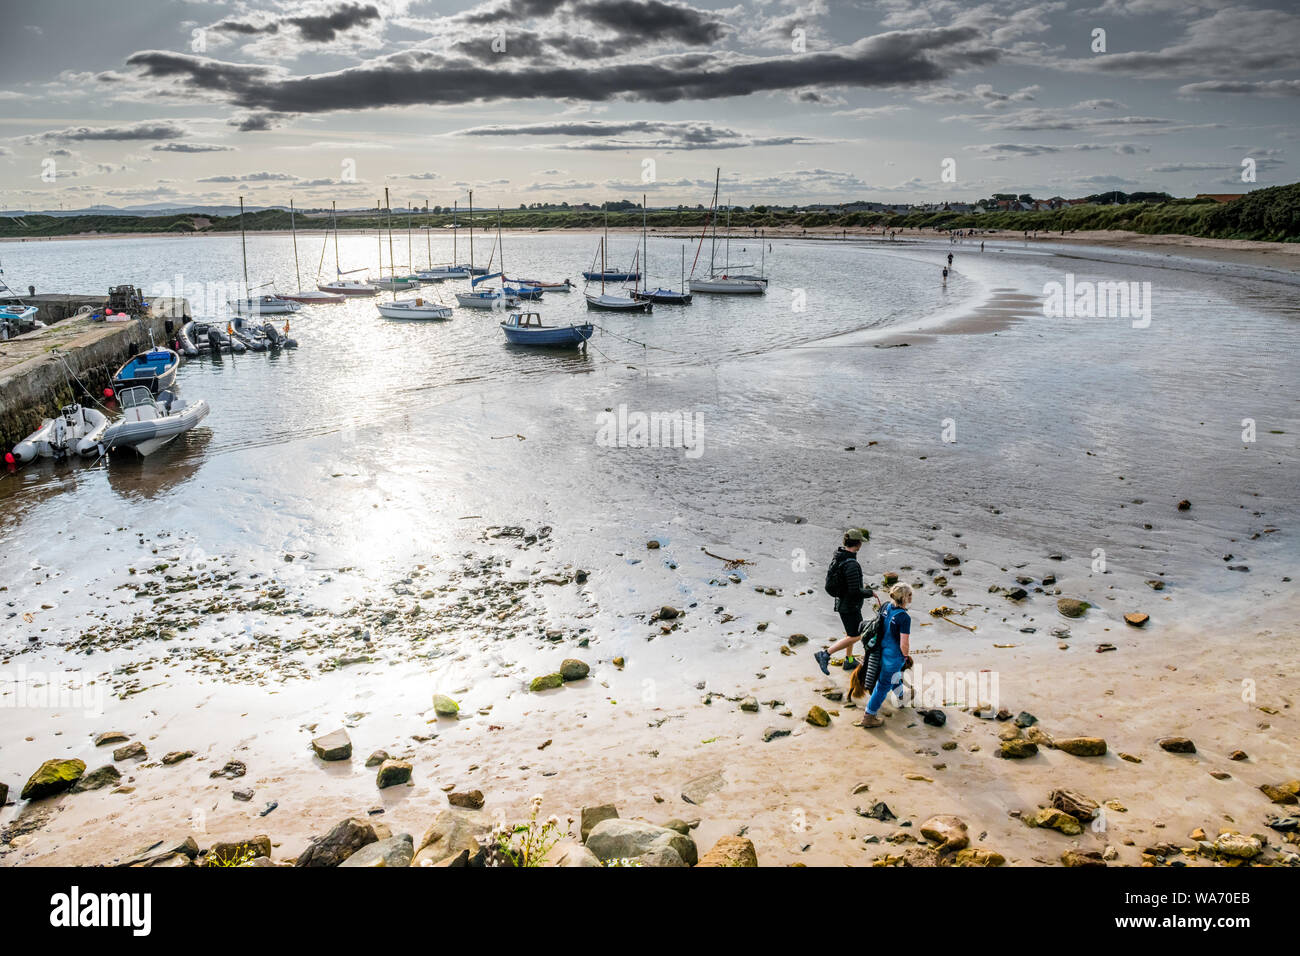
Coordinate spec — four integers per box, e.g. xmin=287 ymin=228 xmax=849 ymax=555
xmin=1 ymin=234 xmax=1296 ymax=863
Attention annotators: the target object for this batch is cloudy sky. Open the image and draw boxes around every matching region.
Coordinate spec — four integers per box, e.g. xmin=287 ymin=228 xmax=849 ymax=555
xmin=1 ymin=0 xmax=1297 ymax=211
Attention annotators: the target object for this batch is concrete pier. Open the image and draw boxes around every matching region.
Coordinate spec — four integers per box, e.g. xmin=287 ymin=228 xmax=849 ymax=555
xmin=0 ymin=296 xmax=189 ymax=448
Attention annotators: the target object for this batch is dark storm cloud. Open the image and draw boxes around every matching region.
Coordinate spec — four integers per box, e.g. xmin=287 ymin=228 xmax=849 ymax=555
xmin=287 ymin=3 xmax=382 ymax=42
xmin=36 ymin=121 xmax=186 ymax=142
xmin=449 ymin=29 xmax=626 ymax=63
xmin=1178 ymin=79 xmax=1300 ymax=97
xmin=212 ymin=19 xmax=281 ymax=36
xmin=124 ymin=26 xmax=995 ymax=114
xmin=569 ymin=0 xmax=728 ymax=44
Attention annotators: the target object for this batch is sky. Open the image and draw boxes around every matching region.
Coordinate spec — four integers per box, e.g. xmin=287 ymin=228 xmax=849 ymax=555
xmin=0 ymin=0 xmax=1297 ymax=211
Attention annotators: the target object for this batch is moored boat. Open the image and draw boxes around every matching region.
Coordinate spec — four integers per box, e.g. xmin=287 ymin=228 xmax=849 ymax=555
xmin=12 ymin=404 xmax=109 ymax=462
xmin=585 ymin=291 xmax=651 ymax=312
xmin=500 ymin=311 xmax=593 ymax=348
xmin=230 ymin=294 xmax=301 ymax=315
xmin=93 ymin=386 xmax=209 ymax=458
xmin=378 ymin=298 xmax=454 ymax=320
xmin=113 ymin=348 xmax=179 ymax=395
xmin=688 ymin=275 xmax=766 ymax=294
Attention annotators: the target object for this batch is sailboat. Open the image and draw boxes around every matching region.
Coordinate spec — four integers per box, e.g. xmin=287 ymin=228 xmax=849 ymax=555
xmin=455 ymin=207 xmax=519 ymax=310
xmin=463 ymin=190 xmax=488 ymax=274
xmin=371 ymin=200 xmax=421 ymax=291
xmin=630 ymin=194 xmax=691 ymax=305
xmin=229 ymin=196 xmax=300 ymax=315
xmin=581 ymin=208 xmax=640 ymax=283
xmin=376 ymin=188 xmax=452 ymax=320
xmin=585 ymin=210 xmax=651 ymax=312
xmin=688 ymin=168 xmax=767 ymax=295
xmin=279 ymin=199 xmax=344 ymax=304
xmin=417 ymin=199 xmax=472 ymax=281
xmin=317 ymin=200 xmax=379 ymax=296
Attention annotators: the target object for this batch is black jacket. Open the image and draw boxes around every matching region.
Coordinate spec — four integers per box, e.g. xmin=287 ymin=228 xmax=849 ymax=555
xmin=832 ymin=547 xmax=873 ymax=611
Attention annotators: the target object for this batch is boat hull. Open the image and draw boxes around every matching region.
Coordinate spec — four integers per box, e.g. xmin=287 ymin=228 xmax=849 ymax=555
xmin=585 ymin=293 xmax=651 ymax=312
xmin=632 ymin=289 xmax=692 ymax=304
xmin=317 ymin=282 xmax=378 ymax=296
xmin=279 ymin=290 xmax=345 ymax=304
xmin=500 ymin=323 xmax=593 ymax=347
xmin=456 ymin=291 xmax=519 ymax=310
xmin=582 ymin=271 xmax=639 ymax=282
xmin=113 ymin=349 xmax=179 ymax=395
xmin=688 ymin=277 xmax=766 ymax=294
xmin=96 ymin=398 xmax=210 ymax=458
xmin=230 ymin=296 xmax=301 ymax=315
xmin=377 ymin=301 xmax=454 ymax=320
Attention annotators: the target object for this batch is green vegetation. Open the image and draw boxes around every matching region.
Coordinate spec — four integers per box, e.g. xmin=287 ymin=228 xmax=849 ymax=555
xmin=3 ymin=183 xmax=1296 ymax=241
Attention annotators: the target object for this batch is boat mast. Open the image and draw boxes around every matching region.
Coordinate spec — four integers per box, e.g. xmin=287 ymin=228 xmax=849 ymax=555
xmin=290 ymin=198 xmax=301 ymax=293
xmin=724 ymin=202 xmax=731 ymax=274
xmin=332 ymin=200 xmax=340 ymax=276
xmin=709 ymin=167 xmax=720 ymax=277
xmin=407 ymin=202 xmax=414 ymax=274
xmin=601 ymin=208 xmax=608 ymax=295
xmin=761 ymin=228 xmax=766 ymax=278
xmin=425 ymin=200 xmax=431 ymax=269
xmin=385 ymin=189 xmax=397 ymax=300
xmin=468 ymin=190 xmax=474 ymax=273
xmin=641 ymin=193 xmax=648 ymax=293
xmin=376 ymin=199 xmax=384 ymax=293
xmin=238 ymin=195 xmax=249 ymax=300
xmin=453 ymin=200 xmax=458 ymax=267
xmin=497 ymin=206 xmax=505 ymax=294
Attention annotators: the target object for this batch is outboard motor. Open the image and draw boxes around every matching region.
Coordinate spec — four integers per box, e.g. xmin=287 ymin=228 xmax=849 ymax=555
xmin=207 ymin=328 xmax=222 ymax=353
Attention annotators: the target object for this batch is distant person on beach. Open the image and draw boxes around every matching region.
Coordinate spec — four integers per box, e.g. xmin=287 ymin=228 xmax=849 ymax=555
xmin=980 ymin=241 xmax=985 ymax=252
xmin=942 ymin=266 xmax=949 ymax=283
xmin=814 ymin=530 xmax=878 ymax=675
xmin=947 ymin=252 xmax=953 ymax=266
xmin=851 ymin=583 xmax=913 ymax=728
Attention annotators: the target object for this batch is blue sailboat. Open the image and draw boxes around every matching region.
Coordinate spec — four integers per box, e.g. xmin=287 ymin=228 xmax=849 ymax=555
xmin=500 ymin=311 xmax=593 ymax=348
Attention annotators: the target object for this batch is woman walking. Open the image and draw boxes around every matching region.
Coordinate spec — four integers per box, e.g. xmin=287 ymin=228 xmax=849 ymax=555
xmin=849 ymin=583 xmax=913 ymax=728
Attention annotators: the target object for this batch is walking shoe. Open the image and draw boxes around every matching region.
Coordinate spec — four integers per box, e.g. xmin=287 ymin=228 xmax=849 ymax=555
xmin=858 ymin=713 xmax=884 ymax=729
xmin=841 ymin=655 xmax=858 ymax=671
xmin=813 ymin=650 xmax=831 ymax=676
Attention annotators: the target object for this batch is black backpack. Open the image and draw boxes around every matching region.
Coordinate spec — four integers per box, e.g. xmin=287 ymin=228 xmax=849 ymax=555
xmin=824 ymin=552 xmax=847 ymax=597
xmin=859 ymin=603 xmax=890 ymax=647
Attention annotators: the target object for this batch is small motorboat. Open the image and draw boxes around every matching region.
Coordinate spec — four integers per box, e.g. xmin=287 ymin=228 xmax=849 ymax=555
xmin=585 ymin=292 xmax=651 ymax=313
xmin=12 ymin=404 xmax=109 ymax=462
xmin=229 ymin=294 xmax=301 ymax=315
xmin=1 ymin=303 xmax=41 ymax=339
xmin=1 ymin=303 xmax=38 ymax=322
xmin=317 ymin=280 xmax=379 ymax=296
xmin=92 ymin=386 xmax=209 ymax=458
xmin=377 ymin=297 xmax=453 ymax=320
xmin=278 ymin=289 xmax=345 ymax=304
xmin=500 ymin=311 xmax=593 ymax=348
xmin=632 ymin=287 xmax=693 ymax=305
xmin=688 ymin=275 xmax=766 ymax=294
xmin=508 ymin=277 xmax=571 ymax=292
xmin=113 ymin=348 xmax=180 ymax=395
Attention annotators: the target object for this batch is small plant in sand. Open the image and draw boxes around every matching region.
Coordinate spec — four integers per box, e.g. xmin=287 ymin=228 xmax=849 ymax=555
xmin=487 ymin=795 xmax=572 ymax=867
xmin=206 ymin=846 xmax=258 ymax=867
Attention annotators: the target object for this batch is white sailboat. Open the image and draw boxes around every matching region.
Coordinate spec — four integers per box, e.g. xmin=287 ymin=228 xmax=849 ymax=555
xmin=455 ymin=205 xmax=518 ymax=310
xmin=318 ymin=200 xmax=380 ymax=296
xmin=376 ymin=188 xmax=452 ymax=320
xmin=280 ymin=199 xmax=345 ymax=304
xmin=688 ymin=168 xmax=767 ymax=295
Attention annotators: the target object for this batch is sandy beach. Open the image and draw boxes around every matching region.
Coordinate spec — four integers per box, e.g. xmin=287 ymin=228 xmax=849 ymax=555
xmin=1 ymin=234 xmax=1296 ymax=868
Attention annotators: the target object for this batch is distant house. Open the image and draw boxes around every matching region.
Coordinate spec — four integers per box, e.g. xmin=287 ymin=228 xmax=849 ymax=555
xmin=1195 ymin=193 xmax=1244 ymax=203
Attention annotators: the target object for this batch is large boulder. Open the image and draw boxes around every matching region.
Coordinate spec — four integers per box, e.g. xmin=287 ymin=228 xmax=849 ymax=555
xmin=339 ymin=834 xmax=415 ymax=868
xmin=311 ymin=729 xmax=352 ymax=761
xmin=71 ymin=765 xmax=122 ymax=793
xmin=585 ymin=818 xmax=698 ymax=866
xmin=20 ymin=758 xmax=85 ymax=801
xmin=1158 ymin=736 xmax=1196 ymax=754
xmin=1054 ymin=736 xmax=1107 ymax=757
xmin=1061 ymin=849 xmax=1106 ymax=867
xmin=376 ymin=759 xmax=412 ymax=789
xmin=580 ymin=804 xmax=619 ymax=842
xmin=1214 ymin=833 xmax=1262 ymax=859
xmin=1259 ymin=781 xmax=1299 ymax=804
xmin=999 ymin=739 xmax=1038 ymax=759
xmin=560 ymin=659 xmax=590 ymax=682
xmin=920 ymin=815 xmax=970 ymax=853
xmin=295 ymin=817 xmax=380 ymax=867
xmin=696 ymin=836 xmax=758 ymax=867
xmin=413 ymin=809 xmax=489 ymax=867
xmin=553 ymin=843 xmax=602 ymax=867
xmin=447 ymin=789 xmax=484 ymax=810
xmin=1050 ymin=788 xmax=1100 ymax=822
xmin=1057 ymin=598 xmax=1090 ymax=618
xmin=1029 ymin=807 xmax=1084 ymax=835
xmin=530 ymin=673 xmax=564 ymax=692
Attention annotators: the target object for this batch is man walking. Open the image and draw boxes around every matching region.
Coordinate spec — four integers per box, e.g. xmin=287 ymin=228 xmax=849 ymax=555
xmin=814 ymin=530 xmax=879 ymax=675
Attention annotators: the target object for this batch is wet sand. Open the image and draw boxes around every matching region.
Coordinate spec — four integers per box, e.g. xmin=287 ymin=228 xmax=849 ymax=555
xmin=1 ymin=236 xmax=1296 ymax=867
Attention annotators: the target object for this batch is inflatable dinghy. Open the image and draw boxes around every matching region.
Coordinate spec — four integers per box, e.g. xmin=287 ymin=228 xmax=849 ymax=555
xmin=91 ymin=386 xmax=209 ymax=458
xmin=12 ymin=404 xmax=109 ymax=462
